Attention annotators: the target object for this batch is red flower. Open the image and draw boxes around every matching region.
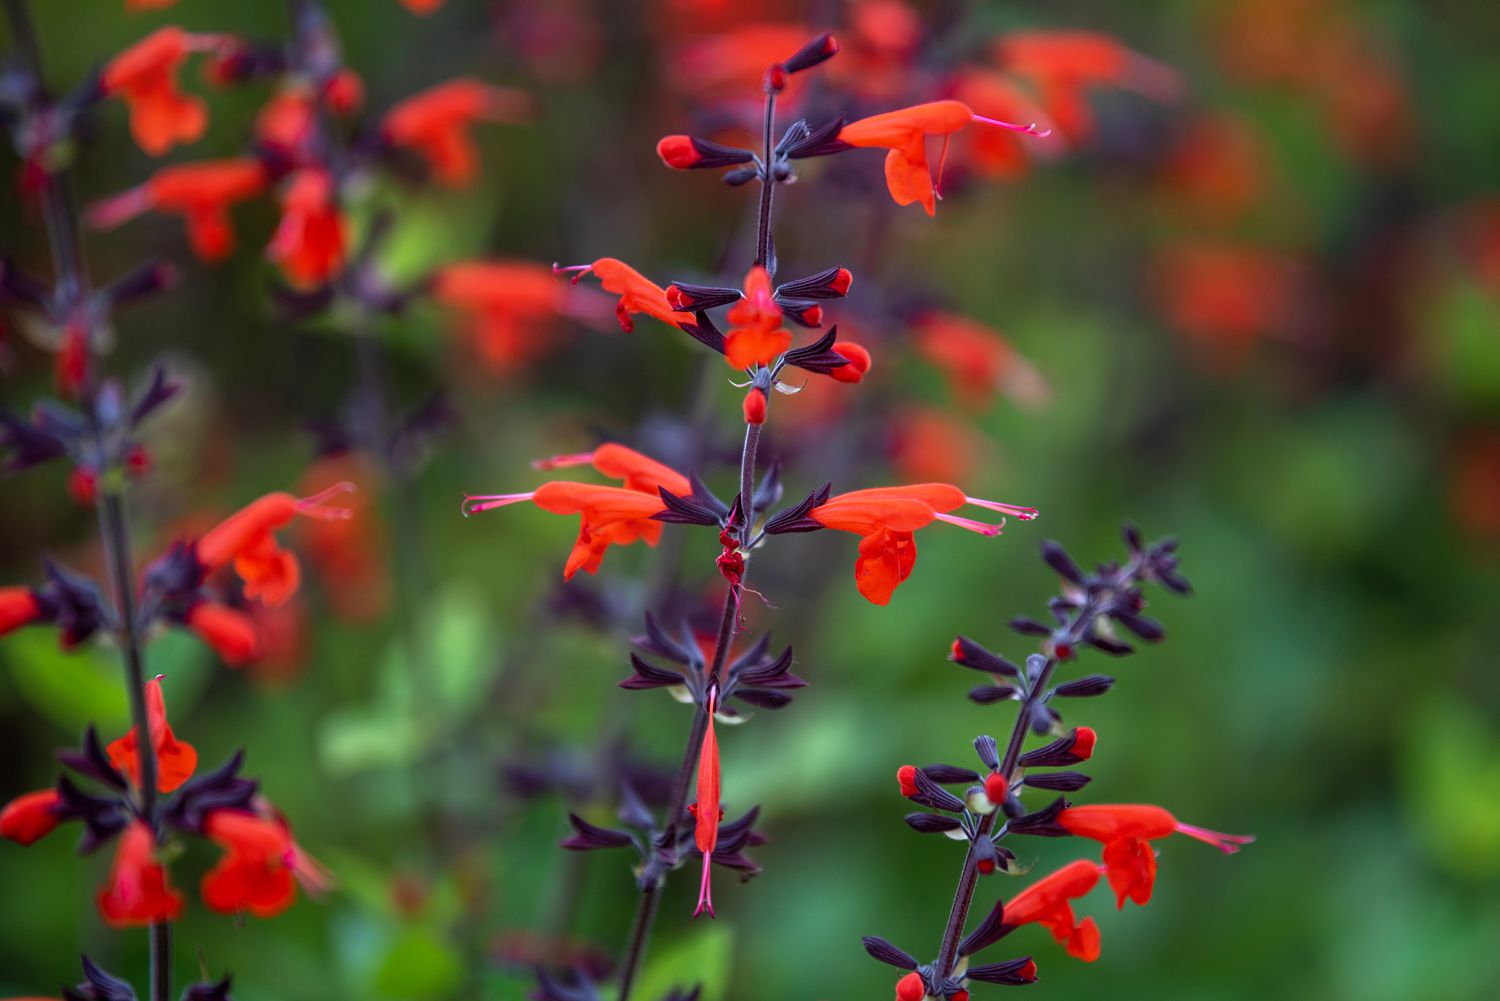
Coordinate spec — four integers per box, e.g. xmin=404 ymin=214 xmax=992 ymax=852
xmin=1150 ymin=242 xmax=1301 ymax=371
xmin=0 ymin=586 xmax=43 ymax=637
xmin=186 ymin=602 xmax=260 ymax=666
xmin=201 ymin=810 xmax=297 ymax=918
xmin=296 ymin=457 xmax=390 ymax=623
xmin=837 ymin=100 xmax=1049 ymax=214
xmin=809 ymin=484 xmax=1037 ymax=604
xmin=532 ymin=443 xmax=692 ymax=497
xmin=671 ymin=24 xmax=818 ymax=100
xmin=949 ymin=70 xmax=1054 ymax=180
xmin=999 ymin=858 xmax=1104 ymax=961
xmin=0 ymin=789 xmax=63 ymax=846
xmin=267 ymin=169 xmax=346 ymax=288
xmin=128 ymin=0 xmax=179 ymax=9
xmin=431 ymin=261 xmax=567 ymax=373
xmin=97 ymin=821 xmax=184 ymax=927
xmin=197 ymin=482 xmax=355 ymax=607
xmin=742 ymin=388 xmax=767 ymax=425
xmin=894 ymin=970 xmax=925 ymax=1001
xmin=106 ymin=676 xmax=198 ymax=794
xmin=102 ymin=28 xmax=227 ymax=156
xmin=825 ymin=341 xmax=872 ymax=384
xmin=896 ymin=764 xmax=919 ymax=797
xmin=911 ymin=313 xmax=1048 ymax=410
xmin=87 ymin=159 xmax=268 ymax=261
xmin=1057 ymin=804 xmax=1253 ymax=908
xmin=382 ymin=78 xmax=531 ymax=187
xmin=724 ymin=267 xmax=792 ymax=369
xmin=692 ymin=688 xmax=722 ymax=918
xmin=399 ymin=0 xmax=445 ymax=13
xmin=558 ymin=258 xmax=694 ymax=333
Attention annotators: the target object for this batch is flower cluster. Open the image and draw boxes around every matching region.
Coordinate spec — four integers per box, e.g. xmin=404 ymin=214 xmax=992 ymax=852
xmin=864 ymin=528 xmax=1251 ymax=998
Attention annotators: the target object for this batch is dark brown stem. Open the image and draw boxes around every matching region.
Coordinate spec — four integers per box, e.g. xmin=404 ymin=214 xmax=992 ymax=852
xmin=754 ymin=89 xmax=777 ymax=268
xmin=616 ymin=880 xmax=661 ymax=1001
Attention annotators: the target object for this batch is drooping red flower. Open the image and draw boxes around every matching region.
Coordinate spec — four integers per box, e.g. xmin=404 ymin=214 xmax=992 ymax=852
xmin=106 ymin=675 xmax=198 ymax=794
xmin=186 ymin=602 xmax=260 ymax=666
xmin=692 ymin=688 xmax=722 ymax=918
xmin=97 ymin=821 xmax=185 ymax=927
xmin=0 ymin=789 xmax=63 ymax=846
xmin=998 ymin=858 xmax=1105 ymax=961
xmin=102 ymin=27 xmax=227 ymax=155
xmin=911 ymin=312 xmax=1049 ymax=410
xmin=837 ymin=100 xmax=1049 ymax=214
xmin=431 ymin=261 xmax=567 ymax=373
xmin=724 ymin=266 xmax=791 ymax=369
xmin=201 ymin=810 xmax=297 ymax=918
xmin=267 ymin=169 xmax=346 ymax=288
xmin=197 ymin=482 xmax=355 ymax=607
xmin=87 ymin=159 xmax=268 ymax=262
xmin=382 ymin=78 xmax=531 ymax=187
xmin=558 ymin=258 xmax=694 ymax=333
xmin=810 ymin=484 xmax=1037 ymax=604
xmin=1057 ymin=804 xmax=1253 ymax=908
xmin=0 ymin=587 xmax=43 ymax=637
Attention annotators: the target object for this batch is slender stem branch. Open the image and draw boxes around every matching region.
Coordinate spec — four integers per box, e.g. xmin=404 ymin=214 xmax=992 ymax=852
xmin=754 ymin=90 xmax=777 ymax=268
xmin=616 ymin=881 xmax=661 ymax=1001
xmin=97 ymin=493 xmax=159 ymax=816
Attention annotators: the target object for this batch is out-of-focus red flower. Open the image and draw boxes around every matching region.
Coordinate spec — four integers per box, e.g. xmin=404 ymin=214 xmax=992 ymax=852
xmin=0 ymin=587 xmax=43 ymax=638
xmin=431 ymin=261 xmax=567 ymax=373
xmin=838 ymin=100 xmax=1050 ymax=215
xmin=725 ymin=267 xmax=791 ymax=369
xmin=87 ymin=159 xmax=268 ymax=261
xmin=1450 ymin=430 xmax=1500 ymax=543
xmin=201 ymin=810 xmax=297 ymax=918
xmin=1058 ymin=804 xmax=1253 ymax=908
xmin=992 ymin=31 xmax=1180 ymax=146
xmin=1155 ymin=114 xmax=1271 ymax=227
xmin=810 ymin=484 xmax=1036 ymax=604
xmin=267 ymin=169 xmax=346 ymax=288
xmin=1314 ymin=31 xmax=1412 ymax=166
xmin=949 ymin=71 xmax=1054 ymax=180
xmin=997 ymin=859 xmax=1104 ymax=961
xmin=382 ymin=79 xmax=531 ymax=187
xmin=186 ymin=602 xmax=260 ymax=666
xmin=500 ymin=0 xmax=604 ymax=85
xmin=126 ymin=0 xmax=178 ymax=10
xmin=102 ymin=27 xmax=227 ymax=155
xmin=106 ymin=675 xmax=198 ymax=794
xmin=0 ymin=789 xmax=63 ymax=846
xmin=255 ymin=90 xmax=317 ymax=159
xmin=671 ymin=23 xmax=815 ymax=99
xmin=826 ymin=0 xmax=921 ymax=100
xmin=887 ymin=406 xmax=993 ymax=485
xmin=1151 ymin=242 xmax=1302 ymax=370
xmin=561 ymin=258 xmax=694 ymax=333
xmin=97 ymin=821 xmax=184 ymax=927
xmin=197 ymin=482 xmax=355 ymax=607
xmin=399 ymin=0 xmax=445 ymax=12
xmin=912 ymin=312 xmax=1049 ymax=411
xmin=296 ymin=456 xmax=390 ymax=623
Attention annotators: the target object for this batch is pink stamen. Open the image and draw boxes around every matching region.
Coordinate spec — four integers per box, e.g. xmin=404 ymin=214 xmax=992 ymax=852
xmin=1175 ymin=822 xmax=1255 ymax=855
xmin=935 ymin=512 xmax=1005 ymax=536
xmin=693 ymin=852 xmax=715 ymax=919
xmin=461 ymin=491 xmax=535 ymax=517
xmin=971 ymin=113 xmax=1053 ymax=139
xmin=935 ymin=133 xmax=953 ymax=202
xmin=294 ymin=481 xmax=356 ymax=520
xmin=86 ymin=186 xmax=153 ymax=231
xmin=965 ymin=496 xmax=1039 ymax=521
xmin=532 ymin=451 xmax=595 ymax=471
xmin=551 ymin=262 xmax=593 ymax=285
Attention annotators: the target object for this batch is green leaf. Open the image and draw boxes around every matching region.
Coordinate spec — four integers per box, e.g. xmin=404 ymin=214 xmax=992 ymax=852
xmin=373 ymin=927 xmax=464 ymax=999
xmin=1 ymin=630 xmax=128 ymax=733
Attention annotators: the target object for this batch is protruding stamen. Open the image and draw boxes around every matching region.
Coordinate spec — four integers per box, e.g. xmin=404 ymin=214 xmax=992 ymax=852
xmin=1175 ymin=822 xmax=1256 ymax=855
xmin=935 ymin=511 xmax=1005 ymax=536
xmin=966 ymin=496 xmax=1039 ymax=521
xmin=971 ymin=113 xmax=1053 ymax=138
xmin=551 ymin=262 xmax=592 ymax=285
xmin=532 ymin=451 xmax=595 ymax=471
xmin=693 ymin=852 xmax=715 ymax=919
xmin=295 ymin=481 xmax=356 ymax=520
xmin=461 ymin=491 xmax=535 ymax=517
xmin=86 ymin=186 xmax=153 ymax=231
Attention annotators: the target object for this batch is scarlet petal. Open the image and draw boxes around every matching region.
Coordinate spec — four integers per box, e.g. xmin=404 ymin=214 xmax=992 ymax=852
xmin=0 ymin=587 xmax=42 ymax=636
xmin=0 ymin=789 xmax=63 ymax=845
xmin=97 ymin=822 xmax=184 ymax=927
xmin=657 ymin=134 xmax=700 ymax=168
xmin=188 ymin=602 xmax=261 ymax=666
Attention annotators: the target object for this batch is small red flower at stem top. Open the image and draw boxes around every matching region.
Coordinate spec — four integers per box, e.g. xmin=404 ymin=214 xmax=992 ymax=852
xmin=97 ymin=820 xmax=185 ymax=928
xmin=196 ymin=482 xmax=355 ymax=606
xmin=102 ymin=27 xmax=229 ymax=156
xmin=106 ymin=675 xmax=198 ymax=793
xmin=692 ymin=686 xmax=722 ymax=919
xmin=837 ymin=100 xmax=1050 ymax=214
xmin=808 ymin=484 xmax=1038 ymax=604
xmin=382 ymin=78 xmax=531 ymax=188
xmin=87 ymin=159 xmax=269 ymax=261
xmin=1057 ymin=804 xmax=1254 ymax=907
xmin=267 ymin=169 xmax=347 ymax=288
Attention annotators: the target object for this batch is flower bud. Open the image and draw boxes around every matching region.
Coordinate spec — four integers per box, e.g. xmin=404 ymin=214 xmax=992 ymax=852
xmin=829 ymin=342 xmax=871 ymax=383
xmin=742 ymin=388 xmax=767 ymax=425
xmin=896 ymin=764 xmax=919 ymax=798
xmin=985 ymin=772 xmax=1009 ymax=804
xmin=895 ymin=971 xmax=926 ymax=1001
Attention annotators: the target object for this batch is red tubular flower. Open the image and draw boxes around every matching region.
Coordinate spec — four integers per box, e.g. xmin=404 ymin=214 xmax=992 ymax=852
xmin=837 ymin=100 xmax=1049 ymax=214
xmin=742 ymin=388 xmax=767 ymax=425
xmin=0 ymin=587 xmax=43 ymax=636
xmin=431 ymin=261 xmax=566 ymax=373
xmin=1057 ymin=804 xmax=1254 ymax=908
xmin=187 ymin=602 xmax=260 ymax=666
xmin=557 ymin=258 xmax=694 ymax=333
xmin=894 ymin=970 xmax=926 ymax=1001
xmin=0 ymin=789 xmax=63 ymax=846
xmin=107 ymin=676 xmax=198 ymax=793
xmin=532 ymin=443 xmax=692 ymax=497
xmin=382 ymin=78 xmax=531 ymax=187
xmin=102 ymin=27 xmax=226 ymax=156
xmin=1000 ymin=858 xmax=1104 ymax=961
xmin=197 ymin=482 xmax=355 ymax=607
xmin=268 ymin=169 xmax=347 ymax=288
xmin=201 ymin=810 xmax=297 ymax=918
xmin=809 ymin=484 xmax=1037 ymax=604
xmin=464 ymin=482 xmax=670 ymax=580
xmin=88 ymin=159 xmax=268 ymax=261
xmin=692 ymin=688 xmax=722 ymax=918
xmin=97 ymin=821 xmax=184 ymax=927
xmin=950 ymin=70 xmax=1054 ymax=180
xmin=724 ymin=267 xmax=791 ymax=369
xmin=912 ymin=312 xmax=1048 ymax=410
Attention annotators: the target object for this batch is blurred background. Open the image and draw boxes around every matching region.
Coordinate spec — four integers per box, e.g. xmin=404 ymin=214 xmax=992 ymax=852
xmin=3 ymin=0 xmax=1500 ymax=999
